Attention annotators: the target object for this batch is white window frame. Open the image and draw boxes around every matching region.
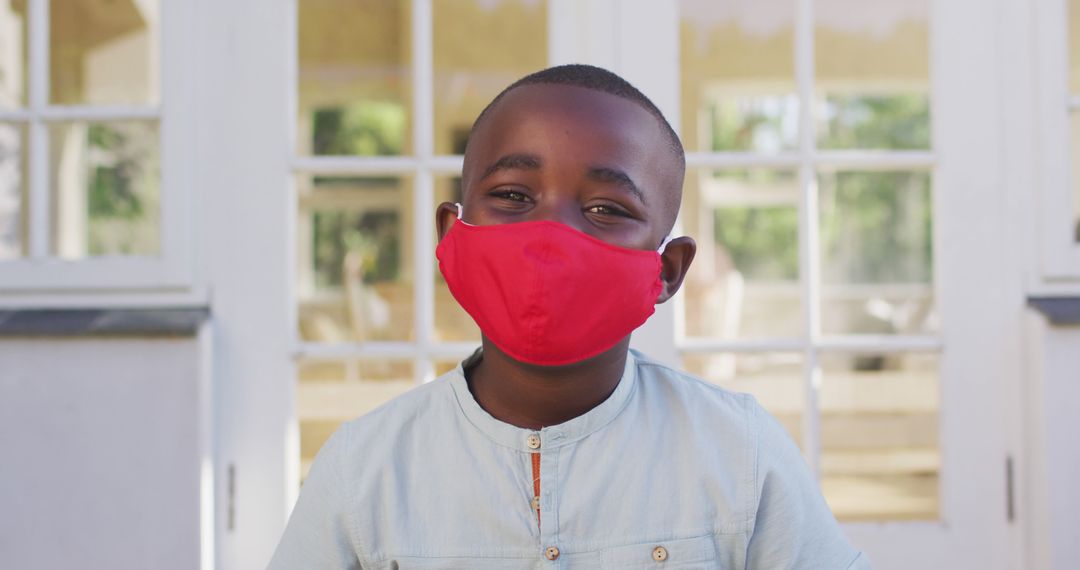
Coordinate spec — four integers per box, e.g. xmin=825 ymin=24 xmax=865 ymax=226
xmin=0 ymin=0 xmax=195 ymax=291
xmin=1035 ymin=0 xmax=1080 ymax=279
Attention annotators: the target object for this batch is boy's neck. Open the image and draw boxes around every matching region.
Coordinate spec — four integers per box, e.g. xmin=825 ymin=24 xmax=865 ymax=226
xmin=464 ymin=338 xmax=630 ymax=430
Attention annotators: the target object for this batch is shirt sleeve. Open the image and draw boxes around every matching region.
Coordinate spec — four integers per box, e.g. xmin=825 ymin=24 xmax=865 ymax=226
xmin=744 ymin=396 xmax=871 ymax=570
xmin=267 ymin=425 xmax=361 ymax=570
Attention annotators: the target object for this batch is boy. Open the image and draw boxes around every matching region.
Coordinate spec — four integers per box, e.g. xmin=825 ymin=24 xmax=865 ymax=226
xmin=270 ymin=65 xmax=870 ymax=569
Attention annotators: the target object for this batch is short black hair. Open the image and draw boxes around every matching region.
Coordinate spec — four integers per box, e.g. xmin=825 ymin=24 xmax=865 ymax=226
xmin=469 ymin=64 xmax=685 ymax=167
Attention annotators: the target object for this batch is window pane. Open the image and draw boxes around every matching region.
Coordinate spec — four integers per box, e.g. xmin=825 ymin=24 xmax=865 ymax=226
xmin=297 ymin=358 xmax=414 ymax=481
xmin=49 ymin=120 xmax=160 ymax=258
xmin=819 ymin=352 xmax=940 ymax=521
xmin=0 ymin=1 xmax=27 ymax=108
xmin=433 ymin=0 xmax=547 ymax=156
xmin=298 ymin=0 xmax=411 ymax=156
xmin=682 ymin=169 xmax=802 ymax=339
xmin=434 ymin=175 xmax=480 ymax=342
xmin=296 ymin=175 xmax=415 ymax=343
xmin=0 ymin=122 xmax=27 ymax=259
xmin=819 ymin=170 xmax=936 ymax=335
xmin=679 ymin=0 xmax=798 ymax=153
xmin=683 ymin=352 xmax=804 ymax=447
xmin=815 ymin=0 xmax=930 ymax=149
xmin=50 ymin=0 xmax=160 ymax=105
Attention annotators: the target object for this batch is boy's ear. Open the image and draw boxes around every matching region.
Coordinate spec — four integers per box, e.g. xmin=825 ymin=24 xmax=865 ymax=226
xmin=435 ymin=201 xmax=459 ymax=241
xmin=656 ymin=236 xmax=696 ymax=304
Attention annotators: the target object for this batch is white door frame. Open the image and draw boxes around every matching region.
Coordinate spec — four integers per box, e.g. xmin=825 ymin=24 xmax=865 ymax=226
xmin=198 ymin=0 xmax=295 ymax=568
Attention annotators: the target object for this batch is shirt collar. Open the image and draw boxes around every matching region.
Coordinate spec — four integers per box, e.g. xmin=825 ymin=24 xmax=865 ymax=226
xmin=447 ymin=348 xmax=639 ymax=452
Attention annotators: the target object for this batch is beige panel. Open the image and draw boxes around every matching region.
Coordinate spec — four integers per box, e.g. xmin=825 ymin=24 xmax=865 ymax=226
xmin=50 ymin=0 xmax=159 ymax=105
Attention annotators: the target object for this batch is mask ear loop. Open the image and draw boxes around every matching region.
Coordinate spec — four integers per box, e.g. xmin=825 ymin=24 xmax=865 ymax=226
xmin=453 ymin=202 xmax=476 ymax=226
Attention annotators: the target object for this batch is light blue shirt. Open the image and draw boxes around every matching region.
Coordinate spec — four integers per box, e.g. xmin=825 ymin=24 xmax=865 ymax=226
xmin=269 ymin=349 xmax=870 ymax=569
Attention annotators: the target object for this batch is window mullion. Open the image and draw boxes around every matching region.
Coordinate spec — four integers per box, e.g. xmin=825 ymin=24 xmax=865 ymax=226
xmin=412 ymin=0 xmax=435 ymax=385
xmin=27 ymin=0 xmax=49 ymax=259
xmin=796 ymin=0 xmax=822 ymax=479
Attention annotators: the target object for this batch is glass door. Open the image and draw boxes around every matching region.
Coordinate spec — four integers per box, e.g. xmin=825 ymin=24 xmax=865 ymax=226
xmin=677 ymin=0 xmax=937 ymax=521
xmin=634 ymin=0 xmax=1014 ymax=567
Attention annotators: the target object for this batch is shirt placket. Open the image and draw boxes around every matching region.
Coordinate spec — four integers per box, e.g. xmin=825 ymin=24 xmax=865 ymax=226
xmin=526 ymin=429 xmax=564 ymax=565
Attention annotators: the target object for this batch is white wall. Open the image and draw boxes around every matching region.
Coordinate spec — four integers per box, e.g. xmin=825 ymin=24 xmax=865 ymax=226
xmin=0 ymin=337 xmax=203 ymax=570
xmin=1024 ymin=319 xmax=1080 ymax=570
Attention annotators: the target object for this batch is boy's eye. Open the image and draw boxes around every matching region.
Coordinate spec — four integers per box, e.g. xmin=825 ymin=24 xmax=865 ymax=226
xmin=585 ymin=204 xmax=630 ymax=217
xmin=490 ymin=188 xmax=530 ymax=202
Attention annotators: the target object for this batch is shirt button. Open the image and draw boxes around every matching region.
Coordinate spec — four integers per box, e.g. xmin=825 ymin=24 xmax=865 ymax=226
xmin=526 ymin=433 xmax=541 ymax=450
xmin=531 ymin=496 xmax=541 ymax=511
xmin=652 ymin=546 xmax=668 ymax=562
xmin=545 ymin=546 xmax=560 ymax=560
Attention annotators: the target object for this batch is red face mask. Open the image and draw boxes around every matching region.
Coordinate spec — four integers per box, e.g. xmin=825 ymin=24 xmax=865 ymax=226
xmin=436 ymin=204 xmax=670 ymax=366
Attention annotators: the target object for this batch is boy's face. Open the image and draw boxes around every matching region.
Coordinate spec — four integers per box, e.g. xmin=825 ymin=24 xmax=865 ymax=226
xmin=441 ymin=83 xmax=683 ymax=253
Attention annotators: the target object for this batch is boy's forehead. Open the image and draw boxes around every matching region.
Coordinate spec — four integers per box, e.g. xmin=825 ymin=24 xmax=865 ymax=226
xmin=470 ymin=83 xmax=658 ymax=148
xmin=464 ymin=83 xmax=682 ymax=191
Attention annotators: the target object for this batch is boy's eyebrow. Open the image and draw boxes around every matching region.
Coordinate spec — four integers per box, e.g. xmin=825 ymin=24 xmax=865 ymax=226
xmin=479 ymin=153 xmax=542 ymax=180
xmin=587 ymin=166 xmax=647 ymax=205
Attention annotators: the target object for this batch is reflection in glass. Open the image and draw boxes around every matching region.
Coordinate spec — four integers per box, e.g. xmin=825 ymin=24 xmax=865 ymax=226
xmin=297 ymin=358 xmax=415 ymax=481
xmin=433 ymin=0 xmax=547 ymax=155
xmin=298 ymin=0 xmax=411 ymax=156
xmin=49 ymin=121 xmax=160 ymax=258
xmin=434 ymin=176 xmax=481 ymax=342
xmin=296 ymin=175 xmax=415 ymax=343
xmin=819 ymin=352 xmax=940 ymax=521
xmin=0 ymin=122 xmax=26 ymax=259
xmin=0 ymin=1 xmax=27 ymax=108
xmin=815 ymin=0 xmax=930 ymax=149
xmin=50 ymin=0 xmax=160 ymax=105
xmin=683 ymin=352 xmax=804 ymax=446
xmin=819 ymin=170 xmax=936 ymax=335
xmin=682 ymin=169 xmax=802 ymax=339
xmin=679 ymin=0 xmax=798 ymax=152
xmin=818 ymin=93 xmax=929 ymax=150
